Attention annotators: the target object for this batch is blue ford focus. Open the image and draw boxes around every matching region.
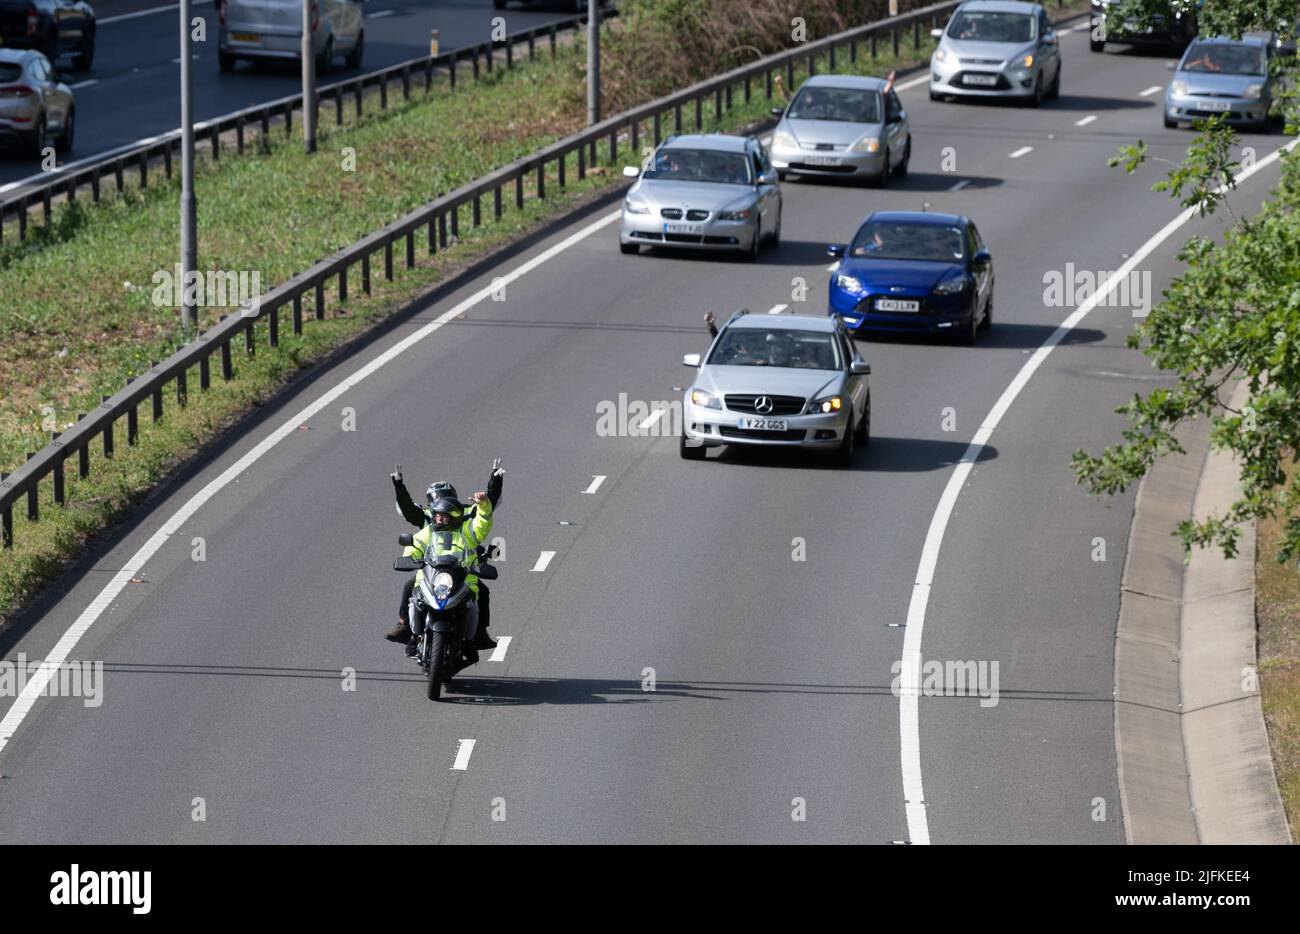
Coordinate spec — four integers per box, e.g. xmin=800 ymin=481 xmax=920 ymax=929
xmin=827 ymin=211 xmax=993 ymax=343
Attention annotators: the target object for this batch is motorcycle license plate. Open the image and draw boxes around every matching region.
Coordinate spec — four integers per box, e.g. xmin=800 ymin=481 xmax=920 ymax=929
xmin=738 ymin=416 xmax=788 ymax=431
xmin=664 ymin=222 xmax=705 ymax=234
xmin=965 ymin=74 xmax=999 ymax=86
xmin=876 ymin=297 xmax=919 ymax=312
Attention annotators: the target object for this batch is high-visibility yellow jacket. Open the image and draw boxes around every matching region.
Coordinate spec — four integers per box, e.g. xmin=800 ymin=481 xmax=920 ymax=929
xmin=403 ymin=499 xmax=493 ymax=596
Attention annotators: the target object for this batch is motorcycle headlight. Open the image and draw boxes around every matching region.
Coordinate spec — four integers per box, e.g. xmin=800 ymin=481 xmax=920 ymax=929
xmin=835 ymin=272 xmax=864 ymax=293
xmin=624 ymin=199 xmax=650 ymax=215
xmin=851 ymin=136 xmax=881 ymax=153
xmin=773 ymin=129 xmax=796 ymax=148
xmin=690 ymin=388 xmax=722 ymax=410
xmin=1244 ymin=83 xmax=1264 ymax=100
xmin=932 ymin=272 xmax=970 ymax=295
xmin=1171 ymin=80 xmax=1189 ymax=95
xmin=810 ymin=394 xmax=843 ymax=414
xmin=717 ymin=206 xmax=753 ymax=220
xmin=432 ymin=571 xmax=454 ymax=599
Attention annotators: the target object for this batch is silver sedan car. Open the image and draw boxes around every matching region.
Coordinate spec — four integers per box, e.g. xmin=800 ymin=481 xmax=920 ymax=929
xmin=930 ymin=0 xmax=1061 ymax=105
xmin=680 ymin=310 xmax=871 ymax=467
xmin=1164 ymin=36 xmax=1276 ymax=131
xmin=619 ymin=134 xmax=782 ymax=260
xmin=768 ymin=75 xmax=911 ymax=185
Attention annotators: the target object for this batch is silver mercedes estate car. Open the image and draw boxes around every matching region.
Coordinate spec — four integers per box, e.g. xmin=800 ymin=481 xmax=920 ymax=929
xmin=619 ymin=134 xmax=782 ymax=260
xmin=768 ymin=74 xmax=911 ymax=185
xmin=930 ymin=0 xmax=1061 ymax=105
xmin=680 ymin=310 xmax=871 ymax=467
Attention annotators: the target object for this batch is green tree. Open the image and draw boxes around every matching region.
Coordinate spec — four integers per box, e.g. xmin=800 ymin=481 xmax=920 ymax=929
xmin=1073 ymin=1 xmax=1300 ymax=563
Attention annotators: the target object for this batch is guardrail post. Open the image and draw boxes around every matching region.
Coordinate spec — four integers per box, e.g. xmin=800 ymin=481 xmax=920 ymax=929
xmin=77 ymin=420 xmax=89 ymax=479
xmin=493 ymin=186 xmax=502 ymax=220
xmin=3 ymin=495 xmax=11 ymax=549
xmin=340 ymin=265 xmax=349 ymax=302
xmin=212 ymin=124 xmax=220 ymax=160
xmin=245 ymin=320 xmax=256 ymax=356
xmin=402 ymin=64 xmax=410 ymax=100
xmin=914 ymin=20 xmax=921 ymax=50
xmin=550 ymin=24 xmax=557 ymax=58
xmin=221 ymin=333 xmax=233 ymax=380
xmin=631 ymin=118 xmax=639 ymax=153
xmin=127 ymin=403 xmax=138 ymax=446
xmin=450 ymin=54 xmax=457 ymax=90
xmin=472 ymin=193 xmax=481 ymax=227
xmin=268 ymin=306 xmax=279 ymax=346
xmin=785 ymin=59 xmax=794 ymax=92
xmin=335 ymin=88 xmax=343 ymax=125
xmin=262 ymin=108 xmax=270 ymax=138
xmin=577 ymin=145 xmax=585 ymax=181
xmin=92 ymin=166 xmax=101 ymax=201
xmin=200 ymin=353 xmax=211 ymax=389
xmin=439 ymin=210 xmax=449 ymax=246
xmin=138 ymin=151 xmax=148 ymax=188
xmin=483 ymin=41 xmax=492 ymax=74
xmin=653 ymin=112 xmax=661 ymax=145
xmin=405 ymin=231 xmax=415 ymax=269
xmin=558 ymin=152 xmax=566 ymax=187
xmin=285 ymin=101 xmax=294 ymax=136
xmin=506 ymin=40 xmax=513 ymax=69
xmin=714 ymin=87 xmax=722 ymax=121
xmin=25 ymin=453 xmax=37 ymax=520
xmin=893 ymin=26 xmax=900 ymax=57
xmin=744 ymin=75 xmax=750 ymax=104
xmin=851 ymin=37 xmax=858 ymax=64
xmin=528 ymin=32 xmax=535 ymax=61
xmin=65 ymin=177 xmax=76 ymax=205
xmin=52 ymin=439 xmax=64 ymax=506
xmin=237 ymin=115 xmax=245 ymax=154
xmin=293 ymin=294 xmax=304 ymax=333
xmin=536 ymin=164 xmax=545 ymax=200
xmin=384 ymin=241 xmax=394 ymax=280
xmin=151 ymin=373 xmax=163 ymax=422
xmin=177 ymin=367 xmax=188 ymax=405
xmin=43 ymin=187 xmax=52 ymax=223
xmin=18 ymin=198 xmax=28 ymax=240
xmin=315 ymin=281 xmax=325 ymax=319
xmin=830 ymin=43 xmax=837 ymax=70
xmin=102 ymin=397 xmax=115 ymax=457
xmin=725 ymin=83 xmax=732 ymax=112
xmin=674 ymin=103 xmax=682 ymax=134
xmin=115 ymin=158 xmax=125 ymax=192
xmin=515 ymin=174 xmax=524 ymax=210
xmin=472 ymin=47 xmax=480 ymax=79
xmin=362 ymin=253 xmax=371 ymax=294
xmin=354 ymin=81 xmax=363 ymax=118
xmin=424 ymin=60 xmax=432 ymax=94
xmin=872 ymin=33 xmax=878 ymax=59
xmin=451 ymin=205 xmax=460 ymax=239
xmin=608 ymin=128 xmax=616 ymax=164
xmin=380 ymin=75 xmax=388 ymax=109
xmin=766 ymin=67 xmax=772 ymax=99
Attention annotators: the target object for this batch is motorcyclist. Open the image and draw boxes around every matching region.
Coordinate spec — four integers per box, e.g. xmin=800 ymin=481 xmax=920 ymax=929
xmin=387 ymin=459 xmax=503 ymax=650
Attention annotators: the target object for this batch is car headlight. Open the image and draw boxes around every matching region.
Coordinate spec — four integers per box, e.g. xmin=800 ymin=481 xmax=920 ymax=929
xmin=934 ymin=47 xmax=947 ymax=63
xmin=624 ymin=199 xmax=650 ymax=215
xmin=773 ymin=130 xmax=796 ymax=148
xmin=1245 ymin=83 xmax=1264 ymax=100
xmin=717 ymin=207 xmax=753 ymax=220
xmin=1171 ymin=80 xmax=1189 ymax=95
xmin=1022 ymin=54 xmax=1034 ymax=68
xmin=932 ymin=272 xmax=970 ymax=295
xmin=835 ymin=272 xmax=864 ymax=293
xmin=810 ymin=394 xmax=843 ymax=414
xmin=690 ymin=388 xmax=722 ymax=410
xmin=851 ymin=136 xmax=881 ymax=153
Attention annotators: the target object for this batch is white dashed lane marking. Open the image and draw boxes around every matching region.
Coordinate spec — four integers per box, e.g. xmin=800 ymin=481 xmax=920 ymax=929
xmin=451 ymin=739 xmax=475 ymax=770
xmin=531 ymin=551 xmax=556 ymax=572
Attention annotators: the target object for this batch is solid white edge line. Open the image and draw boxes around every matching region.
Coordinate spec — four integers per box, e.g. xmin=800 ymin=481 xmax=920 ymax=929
xmin=451 ymin=739 xmax=475 ymax=770
xmin=488 ymin=636 xmax=512 ymax=662
xmin=0 ymin=209 xmax=622 ymax=756
xmin=531 ymin=551 xmax=556 ymax=573
xmin=898 ymin=137 xmax=1298 ymax=845
xmin=582 ymin=474 xmax=606 ymax=494
xmin=70 ymin=80 xmax=99 ymax=90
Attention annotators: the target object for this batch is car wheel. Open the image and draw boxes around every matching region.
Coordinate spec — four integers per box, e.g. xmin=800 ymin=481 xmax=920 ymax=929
xmin=930 ymin=89 xmax=944 ymax=101
xmin=218 ymin=48 xmax=236 ymax=73
xmin=979 ymin=296 xmax=992 ymax=331
xmin=680 ymin=433 xmax=705 ymax=460
xmin=744 ymin=227 xmax=760 ymax=262
xmin=619 ymin=241 xmax=638 ymax=255
xmin=345 ymin=30 xmax=364 ymax=69
xmin=873 ymin=151 xmax=889 ymax=188
xmin=72 ymin=28 xmax=95 ymax=71
xmin=958 ymin=310 xmax=978 ymax=345
xmin=854 ymin=402 xmax=870 ymax=444
xmin=776 ymin=169 xmax=788 ymax=181
xmin=1047 ymin=65 xmax=1060 ymax=101
xmin=892 ymin=138 xmax=910 ymax=178
xmin=1027 ymin=74 xmax=1044 ymax=107
xmin=317 ymin=36 xmax=333 ymax=77
xmin=56 ymin=107 xmax=74 ymax=154
xmin=768 ymin=206 xmax=781 ymax=247
xmin=1163 ymin=115 xmax=1177 ymax=129
xmin=834 ymin=412 xmax=856 ymax=467
xmin=28 ymin=115 xmax=46 ymax=160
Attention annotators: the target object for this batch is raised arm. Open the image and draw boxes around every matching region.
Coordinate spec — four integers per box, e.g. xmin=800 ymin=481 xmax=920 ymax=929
xmin=391 ymin=464 xmax=427 ymax=528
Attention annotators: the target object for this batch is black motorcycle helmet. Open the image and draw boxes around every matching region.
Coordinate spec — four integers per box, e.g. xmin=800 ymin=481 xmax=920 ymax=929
xmin=429 ymin=495 xmax=465 ymax=530
xmin=426 ymin=480 xmax=459 ymax=509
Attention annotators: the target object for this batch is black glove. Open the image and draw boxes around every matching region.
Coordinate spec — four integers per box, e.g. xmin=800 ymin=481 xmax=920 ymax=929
xmin=486 ymin=458 xmax=504 ymax=505
xmin=390 ymin=463 xmax=403 ymax=485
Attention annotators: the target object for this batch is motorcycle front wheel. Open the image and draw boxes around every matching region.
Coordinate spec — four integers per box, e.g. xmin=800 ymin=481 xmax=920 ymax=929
xmin=425 ymin=631 xmax=446 ymax=701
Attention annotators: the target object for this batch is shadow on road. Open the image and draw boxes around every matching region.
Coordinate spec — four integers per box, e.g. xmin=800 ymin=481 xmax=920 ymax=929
xmin=856 ymin=322 xmax=1108 ymax=350
xmin=712 ymin=436 xmax=998 ymax=473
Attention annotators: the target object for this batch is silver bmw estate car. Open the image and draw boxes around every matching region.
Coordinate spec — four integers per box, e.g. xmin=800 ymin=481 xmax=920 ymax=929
xmin=768 ymin=74 xmax=911 ymax=185
xmin=680 ymin=310 xmax=871 ymax=467
xmin=619 ymin=134 xmax=782 ymax=260
xmin=930 ymin=0 xmax=1061 ymax=105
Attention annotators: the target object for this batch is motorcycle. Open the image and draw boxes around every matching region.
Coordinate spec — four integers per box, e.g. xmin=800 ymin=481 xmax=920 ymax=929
xmin=394 ymin=532 xmax=498 ymax=701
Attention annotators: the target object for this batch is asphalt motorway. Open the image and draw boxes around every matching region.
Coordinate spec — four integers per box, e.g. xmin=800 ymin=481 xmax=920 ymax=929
xmin=0 ymin=24 xmax=1291 ymax=843
xmin=0 ymin=0 xmax=590 ymax=187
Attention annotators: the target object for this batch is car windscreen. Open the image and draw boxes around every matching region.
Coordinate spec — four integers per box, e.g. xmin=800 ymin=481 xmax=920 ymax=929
xmin=1182 ymin=42 xmax=1267 ymax=75
xmin=946 ymin=11 xmax=1036 ymax=43
xmin=708 ymin=329 xmax=841 ymax=370
xmin=850 ymin=222 xmax=967 ymax=263
xmin=0 ymin=64 xmax=23 ymax=84
xmin=787 ymin=86 xmax=883 ymax=123
xmin=643 ymin=148 xmax=753 ymax=185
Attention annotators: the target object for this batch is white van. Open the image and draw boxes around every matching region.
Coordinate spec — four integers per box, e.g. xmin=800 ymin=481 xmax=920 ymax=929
xmin=217 ymin=0 xmax=363 ymax=75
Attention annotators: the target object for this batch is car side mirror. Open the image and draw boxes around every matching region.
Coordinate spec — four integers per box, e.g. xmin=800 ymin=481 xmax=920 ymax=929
xmin=1166 ymin=60 xmax=1177 ymax=70
xmin=398 ymin=533 xmax=414 ymax=547
xmin=930 ymin=27 xmax=944 ymax=39
xmin=770 ymin=106 xmax=783 ymax=116
xmin=827 ymin=243 xmax=846 ymax=258
xmin=1042 ymin=33 xmax=1057 ymax=45
xmin=682 ymin=353 xmax=701 ymax=368
xmin=622 ymin=165 xmax=640 ymax=178
xmin=758 ymin=171 xmax=778 ymax=185
xmin=972 ymin=250 xmax=991 ymax=265
xmin=850 ymin=360 xmax=871 ymax=376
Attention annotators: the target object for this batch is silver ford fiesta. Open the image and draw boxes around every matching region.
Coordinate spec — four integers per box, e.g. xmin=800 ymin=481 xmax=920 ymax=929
xmin=618 ymin=134 xmax=782 ymax=260
xmin=929 ymin=0 xmax=1062 ymax=105
xmin=768 ymin=74 xmax=911 ymax=185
